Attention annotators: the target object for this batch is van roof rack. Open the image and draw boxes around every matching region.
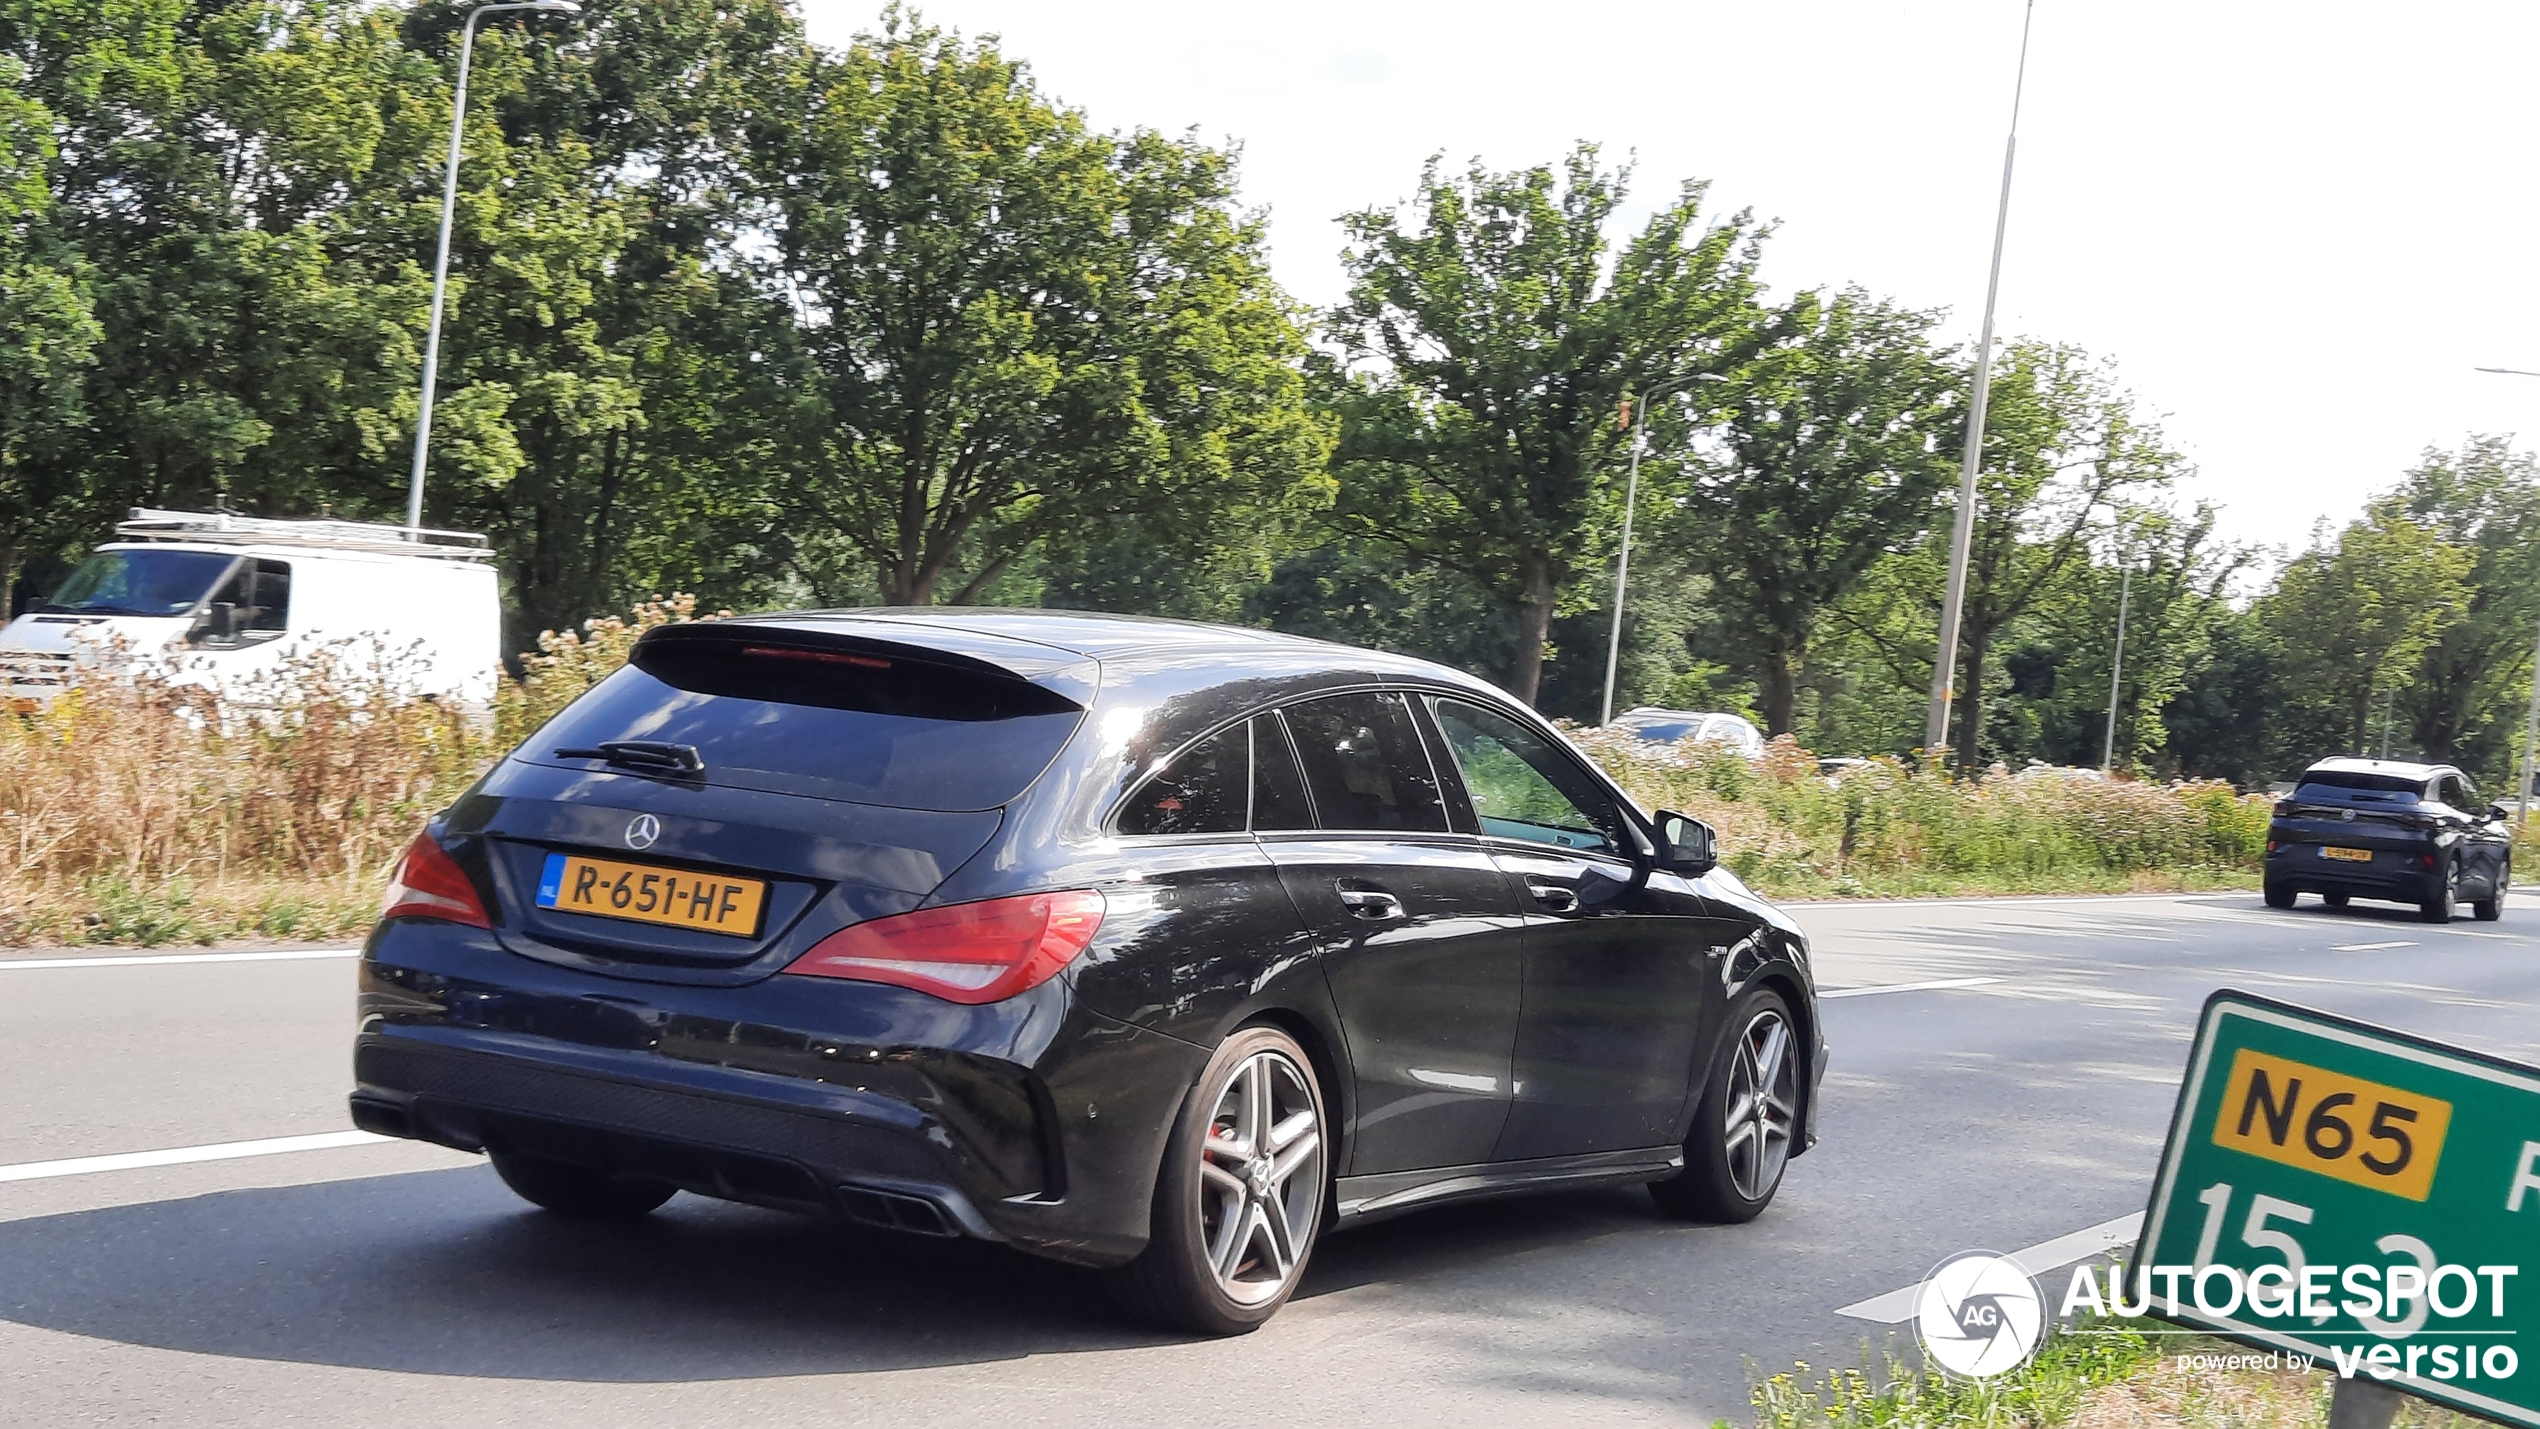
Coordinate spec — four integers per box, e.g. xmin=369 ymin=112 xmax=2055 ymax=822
xmin=114 ymin=509 xmax=494 ymax=561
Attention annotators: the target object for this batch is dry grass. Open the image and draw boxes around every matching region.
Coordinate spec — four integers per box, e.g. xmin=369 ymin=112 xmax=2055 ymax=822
xmin=0 ymin=597 xmax=712 ymax=946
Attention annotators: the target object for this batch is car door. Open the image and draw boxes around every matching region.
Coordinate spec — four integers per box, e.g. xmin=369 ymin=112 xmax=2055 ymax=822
xmin=1421 ymin=695 xmax=1730 ymax=1162
xmin=1260 ymin=692 xmax=1527 ymax=1177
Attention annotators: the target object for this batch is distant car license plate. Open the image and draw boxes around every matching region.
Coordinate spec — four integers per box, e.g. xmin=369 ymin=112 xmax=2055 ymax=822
xmin=537 ymin=852 xmax=766 ymax=936
xmin=2320 ymin=846 xmax=2373 ymax=863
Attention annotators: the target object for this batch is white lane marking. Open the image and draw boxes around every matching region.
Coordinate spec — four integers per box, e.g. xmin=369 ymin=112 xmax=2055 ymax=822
xmin=1820 ymin=977 xmax=2004 ymax=1000
xmin=1789 ymin=893 xmax=2213 ymax=911
xmin=1835 ymin=1211 xmax=2143 ymax=1322
xmin=2331 ymin=941 xmax=2418 ymax=952
xmin=0 ymin=948 xmax=359 ymax=971
xmin=0 ymin=1131 xmax=388 ymax=1184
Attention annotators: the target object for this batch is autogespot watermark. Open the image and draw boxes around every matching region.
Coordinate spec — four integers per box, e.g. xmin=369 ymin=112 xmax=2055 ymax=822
xmin=1915 ymin=1252 xmax=2047 ymax=1378
xmin=1914 ymin=1249 xmax=2524 ymax=1383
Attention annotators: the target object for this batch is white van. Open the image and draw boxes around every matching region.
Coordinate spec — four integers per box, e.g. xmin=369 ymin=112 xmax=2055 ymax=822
xmin=0 ymin=509 xmax=501 ymax=710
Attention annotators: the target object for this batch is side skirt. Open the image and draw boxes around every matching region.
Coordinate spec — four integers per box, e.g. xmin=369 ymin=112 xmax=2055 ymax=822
xmin=1331 ymin=1145 xmax=1683 ymax=1228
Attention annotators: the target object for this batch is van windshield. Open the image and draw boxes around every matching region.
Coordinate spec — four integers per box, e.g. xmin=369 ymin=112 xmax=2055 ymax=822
xmin=41 ymin=550 xmax=236 ymax=617
xmin=526 ymin=635 xmax=1086 ymax=812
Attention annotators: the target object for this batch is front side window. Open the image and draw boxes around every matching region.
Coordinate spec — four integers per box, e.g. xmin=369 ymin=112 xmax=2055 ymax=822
xmin=198 ymin=558 xmax=291 ymax=644
xmin=1120 ymin=724 xmax=1249 ymax=836
xmin=1428 ymin=697 xmax=1623 ymax=854
xmin=1281 ymin=692 xmax=1449 ymax=833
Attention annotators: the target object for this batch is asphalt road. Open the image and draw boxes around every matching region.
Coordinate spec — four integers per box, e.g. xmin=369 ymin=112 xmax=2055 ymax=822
xmin=6 ymin=890 xmax=2539 ymax=1427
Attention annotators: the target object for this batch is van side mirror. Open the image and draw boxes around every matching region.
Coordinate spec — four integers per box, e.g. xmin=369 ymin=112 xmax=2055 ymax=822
xmin=2489 ymin=803 xmax=2512 ymax=823
xmin=1652 ymin=810 xmax=1717 ymax=874
xmin=190 ymin=601 xmax=237 ymax=646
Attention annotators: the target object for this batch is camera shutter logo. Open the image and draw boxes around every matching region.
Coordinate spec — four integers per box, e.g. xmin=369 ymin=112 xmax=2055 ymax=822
xmin=1914 ymin=1252 xmax=2044 ymax=1378
xmin=624 ymin=814 xmax=661 ymax=851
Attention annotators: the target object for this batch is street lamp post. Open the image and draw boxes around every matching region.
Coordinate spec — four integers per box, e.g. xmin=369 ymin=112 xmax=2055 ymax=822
xmin=1601 ymin=376 xmax=1706 ymax=727
xmin=405 ymin=0 xmax=582 ymax=537
xmin=1924 ymin=0 xmax=2038 ymax=762
xmin=2474 ymin=366 xmax=2540 ymax=825
xmin=2101 ymin=560 xmax=2131 ymax=771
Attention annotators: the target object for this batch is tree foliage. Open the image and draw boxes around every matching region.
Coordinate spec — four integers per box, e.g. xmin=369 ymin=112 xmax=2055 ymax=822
xmin=1322 ymin=145 xmax=1764 ymax=705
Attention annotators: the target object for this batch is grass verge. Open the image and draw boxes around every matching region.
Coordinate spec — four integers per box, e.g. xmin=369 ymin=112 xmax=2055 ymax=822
xmin=1746 ymin=1321 xmax=2486 ymax=1429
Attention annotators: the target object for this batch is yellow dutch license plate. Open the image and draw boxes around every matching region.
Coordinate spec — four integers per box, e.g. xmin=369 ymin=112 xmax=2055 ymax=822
xmin=537 ymin=852 xmax=767 ymax=937
xmin=2320 ymin=846 xmax=2373 ymax=863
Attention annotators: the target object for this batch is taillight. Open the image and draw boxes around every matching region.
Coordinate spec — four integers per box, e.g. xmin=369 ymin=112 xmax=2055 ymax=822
xmin=782 ymin=891 xmax=1105 ymax=1004
xmin=2266 ymin=840 xmax=2278 ymax=853
xmin=380 ymin=832 xmax=492 ymax=929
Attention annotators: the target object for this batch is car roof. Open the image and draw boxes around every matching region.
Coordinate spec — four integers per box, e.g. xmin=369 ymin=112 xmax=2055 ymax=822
xmin=2304 ymin=757 xmax=2453 ymax=780
xmin=718 ymin=607 xmax=1508 ymax=698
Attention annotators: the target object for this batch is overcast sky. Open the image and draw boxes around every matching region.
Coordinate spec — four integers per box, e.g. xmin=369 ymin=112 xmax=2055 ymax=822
xmin=799 ymin=1 xmax=2540 ymax=560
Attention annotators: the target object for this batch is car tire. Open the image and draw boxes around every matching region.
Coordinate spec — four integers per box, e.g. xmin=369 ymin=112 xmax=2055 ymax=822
xmin=490 ymin=1149 xmax=676 ymax=1218
xmin=2323 ymin=892 xmax=2349 ymax=909
xmin=1651 ymin=988 xmax=1798 ymax=1224
xmin=2474 ymin=862 xmax=2506 ymax=922
xmin=2421 ymin=857 xmax=2459 ymax=924
xmin=2263 ymin=882 xmax=2296 ymax=910
xmin=1111 ymin=1025 xmax=1328 ymax=1336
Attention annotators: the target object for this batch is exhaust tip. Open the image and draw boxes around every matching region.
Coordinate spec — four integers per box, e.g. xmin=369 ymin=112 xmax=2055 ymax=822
xmin=838 ymin=1184 xmax=959 ymax=1238
xmin=347 ymin=1094 xmax=413 ymax=1140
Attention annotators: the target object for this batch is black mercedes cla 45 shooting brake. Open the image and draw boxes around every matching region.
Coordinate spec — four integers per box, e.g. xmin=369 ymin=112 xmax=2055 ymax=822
xmin=2263 ymin=757 xmax=2514 ymax=922
xmin=350 ymin=610 xmax=1826 ymax=1334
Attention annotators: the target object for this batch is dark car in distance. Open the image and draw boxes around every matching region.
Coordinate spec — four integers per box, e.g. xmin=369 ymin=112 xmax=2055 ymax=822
xmin=349 ymin=610 xmax=1826 ymax=1334
xmin=2263 ymin=757 xmax=2513 ymax=922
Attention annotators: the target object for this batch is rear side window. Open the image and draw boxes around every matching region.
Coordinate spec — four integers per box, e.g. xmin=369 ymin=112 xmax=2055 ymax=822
xmin=1281 ymin=692 xmax=1450 ymax=833
xmin=1251 ymin=714 xmax=1313 ymax=831
xmin=1120 ymin=725 xmax=1248 ymax=836
xmin=530 ymin=635 xmax=1084 ymax=812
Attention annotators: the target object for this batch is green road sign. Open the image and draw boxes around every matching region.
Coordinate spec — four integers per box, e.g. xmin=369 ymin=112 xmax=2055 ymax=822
xmin=2132 ymin=991 xmax=2540 ymax=1425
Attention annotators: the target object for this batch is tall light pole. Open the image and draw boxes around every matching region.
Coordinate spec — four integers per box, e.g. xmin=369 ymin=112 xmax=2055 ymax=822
xmin=2101 ymin=561 xmax=2131 ymax=771
xmin=1601 ymin=376 xmax=1708 ymax=726
xmin=2475 ymin=366 xmax=2540 ymax=825
xmin=406 ymin=0 xmax=583 ymax=537
xmin=1924 ymin=0 xmax=2039 ymax=762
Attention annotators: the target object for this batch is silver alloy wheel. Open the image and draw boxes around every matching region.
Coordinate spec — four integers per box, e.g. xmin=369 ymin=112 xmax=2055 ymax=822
xmin=1723 ymin=1006 xmax=1798 ymax=1201
xmin=1196 ymin=1048 xmax=1323 ymax=1305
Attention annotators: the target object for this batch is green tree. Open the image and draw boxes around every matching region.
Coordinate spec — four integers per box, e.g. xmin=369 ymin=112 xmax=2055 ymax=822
xmin=411 ymin=0 xmax=807 ymax=642
xmin=1323 ymin=145 xmax=1766 ymax=706
xmin=1829 ymin=343 xmax=2179 ymax=767
xmin=2259 ymin=500 xmax=2471 ymax=758
xmin=1671 ymin=288 xmax=1955 ymax=735
xmin=750 ymin=15 xmax=1329 ymax=608
xmin=2392 ymin=437 xmax=2540 ymax=782
xmin=0 ymin=42 xmax=100 ymax=609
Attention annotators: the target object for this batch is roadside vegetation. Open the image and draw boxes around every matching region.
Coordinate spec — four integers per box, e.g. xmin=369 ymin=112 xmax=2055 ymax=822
xmin=1745 ymin=1320 xmax=2483 ymax=1429
xmin=1577 ymin=730 xmax=2272 ymax=900
xmin=0 ymin=598 xmax=2311 ymax=947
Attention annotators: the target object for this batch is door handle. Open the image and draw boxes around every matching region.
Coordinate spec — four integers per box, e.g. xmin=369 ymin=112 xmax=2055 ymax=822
xmin=1335 ymin=884 xmax=1405 ymax=921
xmin=1526 ymin=880 xmax=1580 ymax=912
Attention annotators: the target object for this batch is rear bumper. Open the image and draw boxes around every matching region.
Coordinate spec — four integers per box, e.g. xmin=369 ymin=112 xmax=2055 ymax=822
xmin=352 ymin=918 xmax=1206 ymax=1266
xmin=2264 ymin=846 xmax=2435 ymax=899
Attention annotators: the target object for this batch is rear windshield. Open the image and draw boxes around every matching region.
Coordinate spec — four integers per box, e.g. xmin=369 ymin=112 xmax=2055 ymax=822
xmin=2292 ymin=772 xmax=2425 ymax=804
xmin=525 ymin=636 xmax=1085 ymax=811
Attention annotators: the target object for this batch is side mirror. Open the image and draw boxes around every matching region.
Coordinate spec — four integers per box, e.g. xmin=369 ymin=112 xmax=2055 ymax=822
xmin=2488 ymin=803 xmax=2512 ymax=823
xmin=190 ymin=602 xmax=237 ymax=646
xmin=1652 ymin=809 xmax=1717 ymax=875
